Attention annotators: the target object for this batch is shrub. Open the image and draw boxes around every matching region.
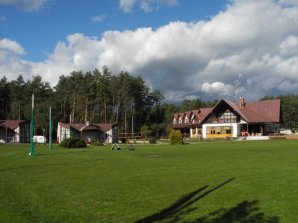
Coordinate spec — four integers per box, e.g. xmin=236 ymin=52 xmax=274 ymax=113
xmin=169 ymin=130 xmax=183 ymax=145
xmin=141 ymin=125 xmax=153 ymax=139
xmin=59 ymin=137 xmax=86 ymax=148
xmin=91 ymin=140 xmax=104 ymax=146
xmin=143 ymin=130 xmax=153 ymax=139
xmin=149 ymin=137 xmax=157 ymax=144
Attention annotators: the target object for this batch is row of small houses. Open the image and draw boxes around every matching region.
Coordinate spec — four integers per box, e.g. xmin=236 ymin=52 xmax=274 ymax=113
xmin=0 ymin=120 xmax=118 ymax=144
xmin=0 ymin=97 xmax=281 ymax=143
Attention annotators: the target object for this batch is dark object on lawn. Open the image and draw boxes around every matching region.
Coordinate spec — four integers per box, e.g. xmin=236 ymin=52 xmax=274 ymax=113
xmin=112 ymin=143 xmax=121 ymax=150
xmin=128 ymin=144 xmax=135 ymax=151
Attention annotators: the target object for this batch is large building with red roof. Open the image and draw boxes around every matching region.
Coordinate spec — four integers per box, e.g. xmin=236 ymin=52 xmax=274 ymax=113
xmin=172 ymin=98 xmax=281 ymax=139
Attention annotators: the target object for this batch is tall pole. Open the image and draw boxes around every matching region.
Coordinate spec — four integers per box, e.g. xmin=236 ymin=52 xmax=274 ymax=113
xmin=131 ymin=98 xmax=135 ymax=142
xmin=49 ymin=106 xmax=53 ymax=149
xmin=132 ymin=115 xmax=134 ymax=141
xmin=29 ymin=94 xmax=36 ymax=156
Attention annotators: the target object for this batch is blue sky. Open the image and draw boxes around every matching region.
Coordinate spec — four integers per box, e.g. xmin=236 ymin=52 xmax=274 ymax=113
xmin=1 ymin=0 xmax=298 ymax=101
xmin=1 ymin=0 xmax=228 ymax=61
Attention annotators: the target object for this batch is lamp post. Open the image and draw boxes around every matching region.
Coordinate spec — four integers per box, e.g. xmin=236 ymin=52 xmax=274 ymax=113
xmin=29 ymin=94 xmax=36 ymax=156
xmin=49 ymin=107 xmax=53 ymax=149
xmin=131 ymin=98 xmax=135 ymax=142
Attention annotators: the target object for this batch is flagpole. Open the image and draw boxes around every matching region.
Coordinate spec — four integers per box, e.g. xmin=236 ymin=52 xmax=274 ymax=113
xmin=29 ymin=94 xmax=36 ymax=156
xmin=49 ymin=106 xmax=53 ymax=149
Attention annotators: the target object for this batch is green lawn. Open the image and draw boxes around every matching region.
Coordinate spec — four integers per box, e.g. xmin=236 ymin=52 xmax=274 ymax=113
xmin=0 ymin=140 xmax=298 ymax=222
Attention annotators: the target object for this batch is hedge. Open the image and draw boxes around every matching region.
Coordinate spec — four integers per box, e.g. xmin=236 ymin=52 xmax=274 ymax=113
xmin=169 ymin=130 xmax=183 ymax=145
xmin=59 ymin=137 xmax=87 ymax=148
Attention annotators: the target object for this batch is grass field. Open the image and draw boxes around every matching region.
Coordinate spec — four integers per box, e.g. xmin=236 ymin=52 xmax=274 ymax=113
xmin=0 ymin=140 xmax=298 ymax=223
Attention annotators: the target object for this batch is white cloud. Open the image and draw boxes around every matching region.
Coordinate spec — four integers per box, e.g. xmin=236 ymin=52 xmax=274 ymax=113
xmin=201 ymin=82 xmax=234 ymax=96
xmin=119 ymin=0 xmax=137 ymax=13
xmin=1 ymin=0 xmax=298 ymax=101
xmin=92 ymin=14 xmax=105 ymax=23
xmin=119 ymin=0 xmax=178 ymax=13
xmin=279 ymin=36 xmax=298 ymax=57
xmin=0 ymin=38 xmax=26 ymax=55
xmin=0 ymin=0 xmax=49 ymax=12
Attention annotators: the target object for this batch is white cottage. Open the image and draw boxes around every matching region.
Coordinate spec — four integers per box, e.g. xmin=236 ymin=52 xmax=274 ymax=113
xmin=57 ymin=122 xmax=118 ymax=144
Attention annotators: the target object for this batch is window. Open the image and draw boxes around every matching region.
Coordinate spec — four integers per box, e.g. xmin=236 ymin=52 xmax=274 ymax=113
xmin=192 ymin=129 xmax=196 ymax=135
xmin=218 ymin=111 xmax=237 ymax=123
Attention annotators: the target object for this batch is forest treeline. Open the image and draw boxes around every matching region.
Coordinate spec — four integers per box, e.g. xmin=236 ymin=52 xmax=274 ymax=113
xmin=0 ymin=67 xmax=297 ymax=138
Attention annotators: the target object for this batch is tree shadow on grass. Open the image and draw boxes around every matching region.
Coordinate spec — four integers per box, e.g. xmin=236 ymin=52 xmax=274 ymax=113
xmin=135 ymin=178 xmax=279 ymax=223
xmin=193 ymin=200 xmax=279 ymax=223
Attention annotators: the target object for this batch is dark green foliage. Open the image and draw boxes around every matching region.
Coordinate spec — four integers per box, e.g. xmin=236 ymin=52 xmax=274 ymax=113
xmin=59 ymin=137 xmax=86 ymax=148
xmin=143 ymin=129 xmax=153 ymax=139
xmin=169 ymin=130 xmax=183 ymax=145
xmin=141 ymin=125 xmax=153 ymax=139
xmin=0 ymin=68 xmax=164 ymax=139
xmin=91 ymin=140 xmax=104 ymax=146
xmin=2 ymin=67 xmax=298 ymax=140
xmin=141 ymin=123 xmax=168 ymax=139
xmin=148 ymin=137 xmax=157 ymax=144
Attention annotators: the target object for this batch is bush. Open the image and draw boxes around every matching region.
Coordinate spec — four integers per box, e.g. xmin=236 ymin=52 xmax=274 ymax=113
xmin=143 ymin=130 xmax=153 ymax=139
xmin=141 ymin=125 xmax=153 ymax=139
xmin=59 ymin=137 xmax=86 ymax=148
xmin=149 ymin=137 xmax=157 ymax=144
xmin=91 ymin=140 xmax=104 ymax=146
xmin=169 ymin=130 xmax=183 ymax=145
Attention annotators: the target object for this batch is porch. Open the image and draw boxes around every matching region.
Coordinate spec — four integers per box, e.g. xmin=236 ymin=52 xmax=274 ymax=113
xmin=203 ymin=123 xmax=238 ymax=139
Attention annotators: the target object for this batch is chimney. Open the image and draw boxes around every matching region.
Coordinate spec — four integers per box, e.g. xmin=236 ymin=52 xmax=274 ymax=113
xmin=86 ymin=121 xmax=90 ymax=126
xmin=239 ymin=97 xmax=246 ymax=109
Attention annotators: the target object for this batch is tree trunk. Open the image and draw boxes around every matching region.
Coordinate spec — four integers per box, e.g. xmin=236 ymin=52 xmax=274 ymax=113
xmin=124 ymin=109 xmax=127 ymax=139
xmin=18 ymin=102 xmax=20 ymax=120
xmin=72 ymin=90 xmax=76 ymax=122
xmin=84 ymin=97 xmax=88 ymax=123
xmin=104 ymin=101 xmax=107 ymax=123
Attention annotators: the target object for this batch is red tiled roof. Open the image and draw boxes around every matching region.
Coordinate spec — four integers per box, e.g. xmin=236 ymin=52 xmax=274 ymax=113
xmin=185 ymin=111 xmax=193 ymax=119
xmin=240 ymin=99 xmax=280 ymax=123
xmin=179 ymin=112 xmax=186 ymax=119
xmin=0 ymin=120 xmax=27 ymax=130
xmin=203 ymin=98 xmax=280 ymax=123
xmin=197 ymin=108 xmax=213 ymax=121
xmin=59 ymin=122 xmax=117 ymax=132
xmin=173 ymin=107 xmax=213 ymax=124
xmin=70 ymin=123 xmax=88 ymax=131
xmin=173 ymin=114 xmax=179 ymax=119
xmin=95 ymin=123 xmax=114 ymax=132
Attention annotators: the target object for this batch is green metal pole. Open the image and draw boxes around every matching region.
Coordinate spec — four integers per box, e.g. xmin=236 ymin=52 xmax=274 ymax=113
xmin=49 ymin=106 xmax=53 ymax=149
xmin=29 ymin=94 xmax=36 ymax=156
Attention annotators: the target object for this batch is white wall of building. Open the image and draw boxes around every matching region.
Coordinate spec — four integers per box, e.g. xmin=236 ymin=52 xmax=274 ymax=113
xmin=105 ymin=129 xmax=113 ymax=143
xmin=190 ymin=127 xmax=200 ymax=138
xmin=15 ymin=127 xmax=20 ymax=142
xmin=57 ymin=124 xmax=70 ymax=143
xmin=202 ymin=123 xmax=239 ymax=138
